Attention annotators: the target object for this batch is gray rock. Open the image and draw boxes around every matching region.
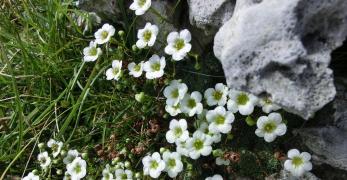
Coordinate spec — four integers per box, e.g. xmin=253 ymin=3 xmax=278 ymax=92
xmin=213 ymin=0 xmax=347 ymax=119
xmin=77 ymin=0 xmax=120 ymax=22
xmin=187 ymin=0 xmax=235 ymax=37
xmin=266 ymin=170 xmax=320 ymax=180
xmin=293 ymin=77 xmax=347 ymax=171
xmin=294 ymin=126 xmax=347 ymax=171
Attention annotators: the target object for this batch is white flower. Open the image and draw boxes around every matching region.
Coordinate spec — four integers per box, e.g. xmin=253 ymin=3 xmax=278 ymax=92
xmin=106 ymin=60 xmax=122 ymax=80
xmin=83 ymin=41 xmax=102 ymax=62
xmin=23 ymin=172 xmax=39 ymax=180
xmin=142 ymin=152 xmax=165 ymax=178
xmin=163 ymin=80 xmax=188 ymax=106
xmin=102 ymin=164 xmax=114 ymax=180
xmin=180 ymin=91 xmax=203 ymax=117
xmin=206 ymin=106 xmax=234 ymax=134
xmin=143 ymin=54 xmax=166 ymax=79
xmin=128 ymin=61 xmax=143 ymax=78
xmin=164 ymin=29 xmax=192 ymax=61
xmin=115 ymin=169 xmax=133 ymax=180
xmin=66 ymin=157 xmax=87 ymax=180
xmin=197 ymin=122 xmax=221 ymax=143
xmin=175 ymin=141 xmax=189 ymax=157
xmin=258 ymin=97 xmax=281 ymax=113
xmin=129 ymin=0 xmax=151 ymax=16
xmin=163 ymin=151 xmax=183 ymax=178
xmin=47 ymin=139 xmax=63 ymax=158
xmin=205 ymin=174 xmax=223 ymax=180
xmin=166 ymin=119 xmax=189 ymax=143
xmin=255 ymin=113 xmax=287 ymax=142
xmin=37 ymin=151 xmax=51 ymax=169
xmin=284 ymin=149 xmax=312 ymax=177
xmin=63 ymin=149 xmax=79 ymax=165
xmin=187 ymin=130 xmax=213 ymax=159
xmin=165 ymin=104 xmax=181 ymax=116
xmin=204 ymin=83 xmax=228 ymax=106
xmin=136 ymin=23 xmax=158 ymax=48
xmin=216 ymin=157 xmax=230 ymax=166
xmin=94 ymin=23 xmax=115 ymax=44
xmin=227 ymin=90 xmax=258 ymax=115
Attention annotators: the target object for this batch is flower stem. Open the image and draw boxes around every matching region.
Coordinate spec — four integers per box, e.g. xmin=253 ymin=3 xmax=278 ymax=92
xmin=58 ymin=59 xmax=101 ymax=137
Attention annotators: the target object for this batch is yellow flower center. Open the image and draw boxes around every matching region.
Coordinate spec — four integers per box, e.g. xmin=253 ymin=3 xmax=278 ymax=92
xmin=143 ymin=30 xmax=152 ymax=42
xmin=171 ymin=89 xmax=179 ymax=98
xmin=292 ymin=156 xmax=304 ymax=167
xmin=151 ymin=63 xmax=161 ymax=71
xmin=168 ymin=158 xmax=176 ymax=168
xmin=174 ymin=39 xmax=185 ymax=50
xmin=150 ymin=160 xmax=158 ymax=169
xmin=74 ymin=164 xmax=82 ymax=173
xmin=138 ymin=0 xmax=146 ymax=7
xmin=89 ymin=47 xmax=97 ymax=56
xmin=213 ymin=91 xmax=223 ymax=100
xmin=263 ymin=121 xmax=276 ymax=133
xmin=101 ymin=31 xmax=109 ymax=40
xmin=187 ymin=98 xmax=196 ymax=108
xmin=193 ymin=139 xmax=204 ymax=150
xmin=215 ymin=115 xmax=225 ymax=125
xmin=237 ymin=93 xmax=249 ymax=105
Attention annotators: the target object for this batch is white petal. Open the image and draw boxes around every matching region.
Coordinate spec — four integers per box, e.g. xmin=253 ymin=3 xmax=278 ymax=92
xmin=257 ymin=116 xmax=268 ymax=128
xmin=284 ymin=160 xmax=292 ymax=171
xmin=255 ymin=129 xmax=264 ymax=137
xmin=178 ymin=119 xmax=187 ymax=130
xmin=166 ymin=131 xmax=176 ymax=143
xmin=300 ymin=152 xmax=311 ymax=161
xmin=264 ymin=133 xmax=276 ymax=142
xmin=227 ymin=100 xmax=238 ymax=113
xmin=136 ymin=40 xmax=147 ymax=48
xmin=275 ymin=123 xmax=287 ymax=136
xmin=179 ymin=29 xmax=191 ymax=42
xmin=238 ymin=103 xmax=254 ymax=115
xmin=303 ymin=162 xmax=312 ymax=171
xmin=167 ymin=32 xmax=179 ymax=43
xmin=268 ymin=112 xmax=282 ymax=124
xmin=200 ymin=146 xmax=212 ymax=156
xmin=288 ymin=149 xmax=300 ymax=158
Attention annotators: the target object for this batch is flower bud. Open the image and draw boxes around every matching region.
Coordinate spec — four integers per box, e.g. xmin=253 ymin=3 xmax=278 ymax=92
xmin=132 ymin=45 xmax=138 ymax=52
xmin=60 ymin=150 xmax=67 ymax=157
xmin=56 ymin=169 xmax=63 ymax=175
xmin=81 ymin=152 xmax=88 ymax=159
xmin=118 ymin=30 xmax=125 ymax=37
xmin=213 ymin=149 xmax=223 ymax=157
xmin=159 ymin=147 xmax=167 ymax=154
xmin=38 ymin=143 xmax=45 ymax=149
xmin=135 ymin=92 xmax=145 ymax=103
xmin=32 ymin=169 xmax=39 ymax=175
xmin=124 ymin=161 xmax=131 ymax=168
xmin=135 ymin=172 xmax=141 ymax=178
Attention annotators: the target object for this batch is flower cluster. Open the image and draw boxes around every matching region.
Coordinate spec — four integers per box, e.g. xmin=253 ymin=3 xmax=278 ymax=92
xmin=146 ymin=79 xmax=292 ymax=178
xmin=23 ymin=139 xmax=87 ymax=180
xmin=101 ymin=160 xmax=140 ymax=180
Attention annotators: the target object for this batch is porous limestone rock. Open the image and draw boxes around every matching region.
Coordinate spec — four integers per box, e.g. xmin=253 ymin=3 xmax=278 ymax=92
xmin=213 ymin=0 xmax=347 ymax=119
xmin=187 ymin=0 xmax=235 ymax=36
xmin=293 ymin=77 xmax=347 ymax=171
xmin=266 ymin=170 xmax=320 ymax=180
